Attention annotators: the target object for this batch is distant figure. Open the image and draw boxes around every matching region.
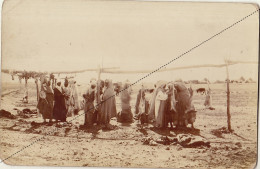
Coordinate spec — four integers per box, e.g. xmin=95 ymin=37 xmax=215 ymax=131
xmin=204 ymin=88 xmax=215 ymax=110
xmin=100 ymin=79 xmax=117 ymax=127
xmin=117 ymin=82 xmax=133 ymax=123
xmin=53 ymin=79 xmax=67 ymax=122
xmin=22 ymin=87 xmax=28 ymax=103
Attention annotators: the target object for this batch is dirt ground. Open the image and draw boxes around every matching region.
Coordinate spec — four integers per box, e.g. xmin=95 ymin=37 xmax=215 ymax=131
xmin=0 ymin=82 xmax=258 ymax=168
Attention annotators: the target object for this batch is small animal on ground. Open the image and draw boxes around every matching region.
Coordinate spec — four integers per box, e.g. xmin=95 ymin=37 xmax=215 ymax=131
xmin=196 ymin=88 xmax=206 ymax=95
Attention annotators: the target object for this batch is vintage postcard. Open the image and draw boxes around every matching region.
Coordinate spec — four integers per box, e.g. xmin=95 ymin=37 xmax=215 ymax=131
xmin=0 ymin=0 xmax=259 ymax=168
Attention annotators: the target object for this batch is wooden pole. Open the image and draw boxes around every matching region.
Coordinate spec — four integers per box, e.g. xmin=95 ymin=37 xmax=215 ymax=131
xmin=225 ymin=61 xmax=232 ymax=132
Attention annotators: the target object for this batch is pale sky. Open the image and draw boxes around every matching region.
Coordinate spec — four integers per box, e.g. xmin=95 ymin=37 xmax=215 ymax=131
xmin=1 ymin=0 xmax=259 ymax=83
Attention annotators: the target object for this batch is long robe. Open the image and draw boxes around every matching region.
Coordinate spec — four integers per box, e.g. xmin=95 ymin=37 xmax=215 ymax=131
xmin=155 ymin=90 xmax=168 ymax=127
xmin=70 ymin=83 xmax=80 ymax=111
xmin=165 ymin=86 xmax=177 ymax=126
xmin=135 ymin=89 xmax=145 ymax=114
xmin=53 ymin=87 xmax=67 ymax=122
xmin=37 ymin=86 xmax=54 ymax=119
xmin=83 ymin=88 xmax=96 ymax=126
xmin=118 ymin=86 xmax=133 ymax=123
xmin=174 ymin=82 xmax=195 ymax=126
xmin=204 ymin=89 xmax=212 ymax=108
xmin=100 ymin=80 xmax=117 ymax=125
xmin=63 ymin=86 xmax=71 ymax=110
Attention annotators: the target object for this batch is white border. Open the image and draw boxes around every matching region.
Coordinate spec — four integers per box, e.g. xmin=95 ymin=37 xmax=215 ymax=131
xmin=0 ymin=0 xmax=259 ymax=169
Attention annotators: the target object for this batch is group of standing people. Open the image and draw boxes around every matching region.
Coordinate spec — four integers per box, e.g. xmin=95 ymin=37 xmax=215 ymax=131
xmin=37 ymin=76 xmax=80 ymax=123
xmin=136 ymin=80 xmax=197 ymax=128
xmin=83 ymin=79 xmax=118 ymax=128
xmin=36 ymin=75 xmax=213 ymax=130
xmin=83 ymin=78 xmax=135 ymax=128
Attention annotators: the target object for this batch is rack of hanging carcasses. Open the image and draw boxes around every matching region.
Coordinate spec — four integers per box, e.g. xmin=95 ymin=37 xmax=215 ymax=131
xmin=1 ymin=59 xmax=258 ymax=131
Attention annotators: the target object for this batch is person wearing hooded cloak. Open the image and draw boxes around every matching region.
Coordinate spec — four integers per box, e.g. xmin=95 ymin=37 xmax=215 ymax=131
xmin=117 ymin=82 xmax=133 ymax=123
xmin=174 ymin=82 xmax=196 ymax=127
xmin=83 ymin=79 xmax=96 ymax=126
xmin=135 ymin=85 xmax=146 ymax=115
xmin=37 ymin=81 xmax=54 ymax=122
xmin=148 ymin=81 xmax=168 ymax=128
xmin=53 ymin=80 xmax=67 ymax=122
xmin=68 ymin=80 xmax=80 ymax=116
xmin=100 ymin=79 xmax=117 ymax=126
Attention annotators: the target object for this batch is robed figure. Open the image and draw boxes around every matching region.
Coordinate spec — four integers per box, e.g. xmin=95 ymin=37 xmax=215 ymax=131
xmin=53 ymin=80 xmax=67 ymax=122
xmin=117 ymin=82 xmax=133 ymax=123
xmin=100 ymin=79 xmax=117 ymax=126
xmin=148 ymin=81 xmax=168 ymax=128
xmin=37 ymin=81 xmax=54 ymax=122
xmin=83 ymin=80 xmax=97 ymax=126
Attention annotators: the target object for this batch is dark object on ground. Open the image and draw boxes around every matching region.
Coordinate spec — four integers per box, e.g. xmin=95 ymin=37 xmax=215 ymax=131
xmin=0 ymin=109 xmax=16 ymax=119
xmin=211 ymin=127 xmax=232 ymax=138
xmin=14 ymin=108 xmax=37 ymax=118
xmin=177 ymin=134 xmax=210 ymax=148
xmin=196 ymin=88 xmax=206 ymax=94
xmin=208 ymin=107 xmax=215 ymax=110
xmin=22 ymin=108 xmax=37 ymax=114
xmin=156 ymin=136 xmax=177 ymax=145
xmin=31 ymin=121 xmax=42 ymax=127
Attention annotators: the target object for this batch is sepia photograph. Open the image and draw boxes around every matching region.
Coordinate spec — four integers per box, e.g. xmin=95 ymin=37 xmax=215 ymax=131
xmin=0 ymin=0 xmax=259 ymax=168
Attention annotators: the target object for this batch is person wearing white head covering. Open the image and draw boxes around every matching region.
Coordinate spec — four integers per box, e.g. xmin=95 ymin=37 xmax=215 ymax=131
xmin=55 ymin=78 xmax=62 ymax=93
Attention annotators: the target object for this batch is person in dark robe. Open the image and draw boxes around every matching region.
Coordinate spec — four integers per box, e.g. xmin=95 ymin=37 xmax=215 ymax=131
xmin=174 ymin=81 xmax=196 ymax=128
xmin=83 ymin=79 xmax=96 ymax=126
xmin=53 ymin=80 xmax=67 ymax=122
xmin=100 ymin=79 xmax=117 ymax=127
xmin=117 ymin=82 xmax=133 ymax=123
xmin=37 ymin=82 xmax=53 ymax=123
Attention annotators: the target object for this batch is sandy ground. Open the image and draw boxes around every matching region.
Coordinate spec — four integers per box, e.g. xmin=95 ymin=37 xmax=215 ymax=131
xmin=0 ymin=82 xmax=258 ymax=168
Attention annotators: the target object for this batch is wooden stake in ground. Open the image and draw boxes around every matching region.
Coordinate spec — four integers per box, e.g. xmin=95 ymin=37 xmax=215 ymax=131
xmin=225 ymin=60 xmax=232 ymax=132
